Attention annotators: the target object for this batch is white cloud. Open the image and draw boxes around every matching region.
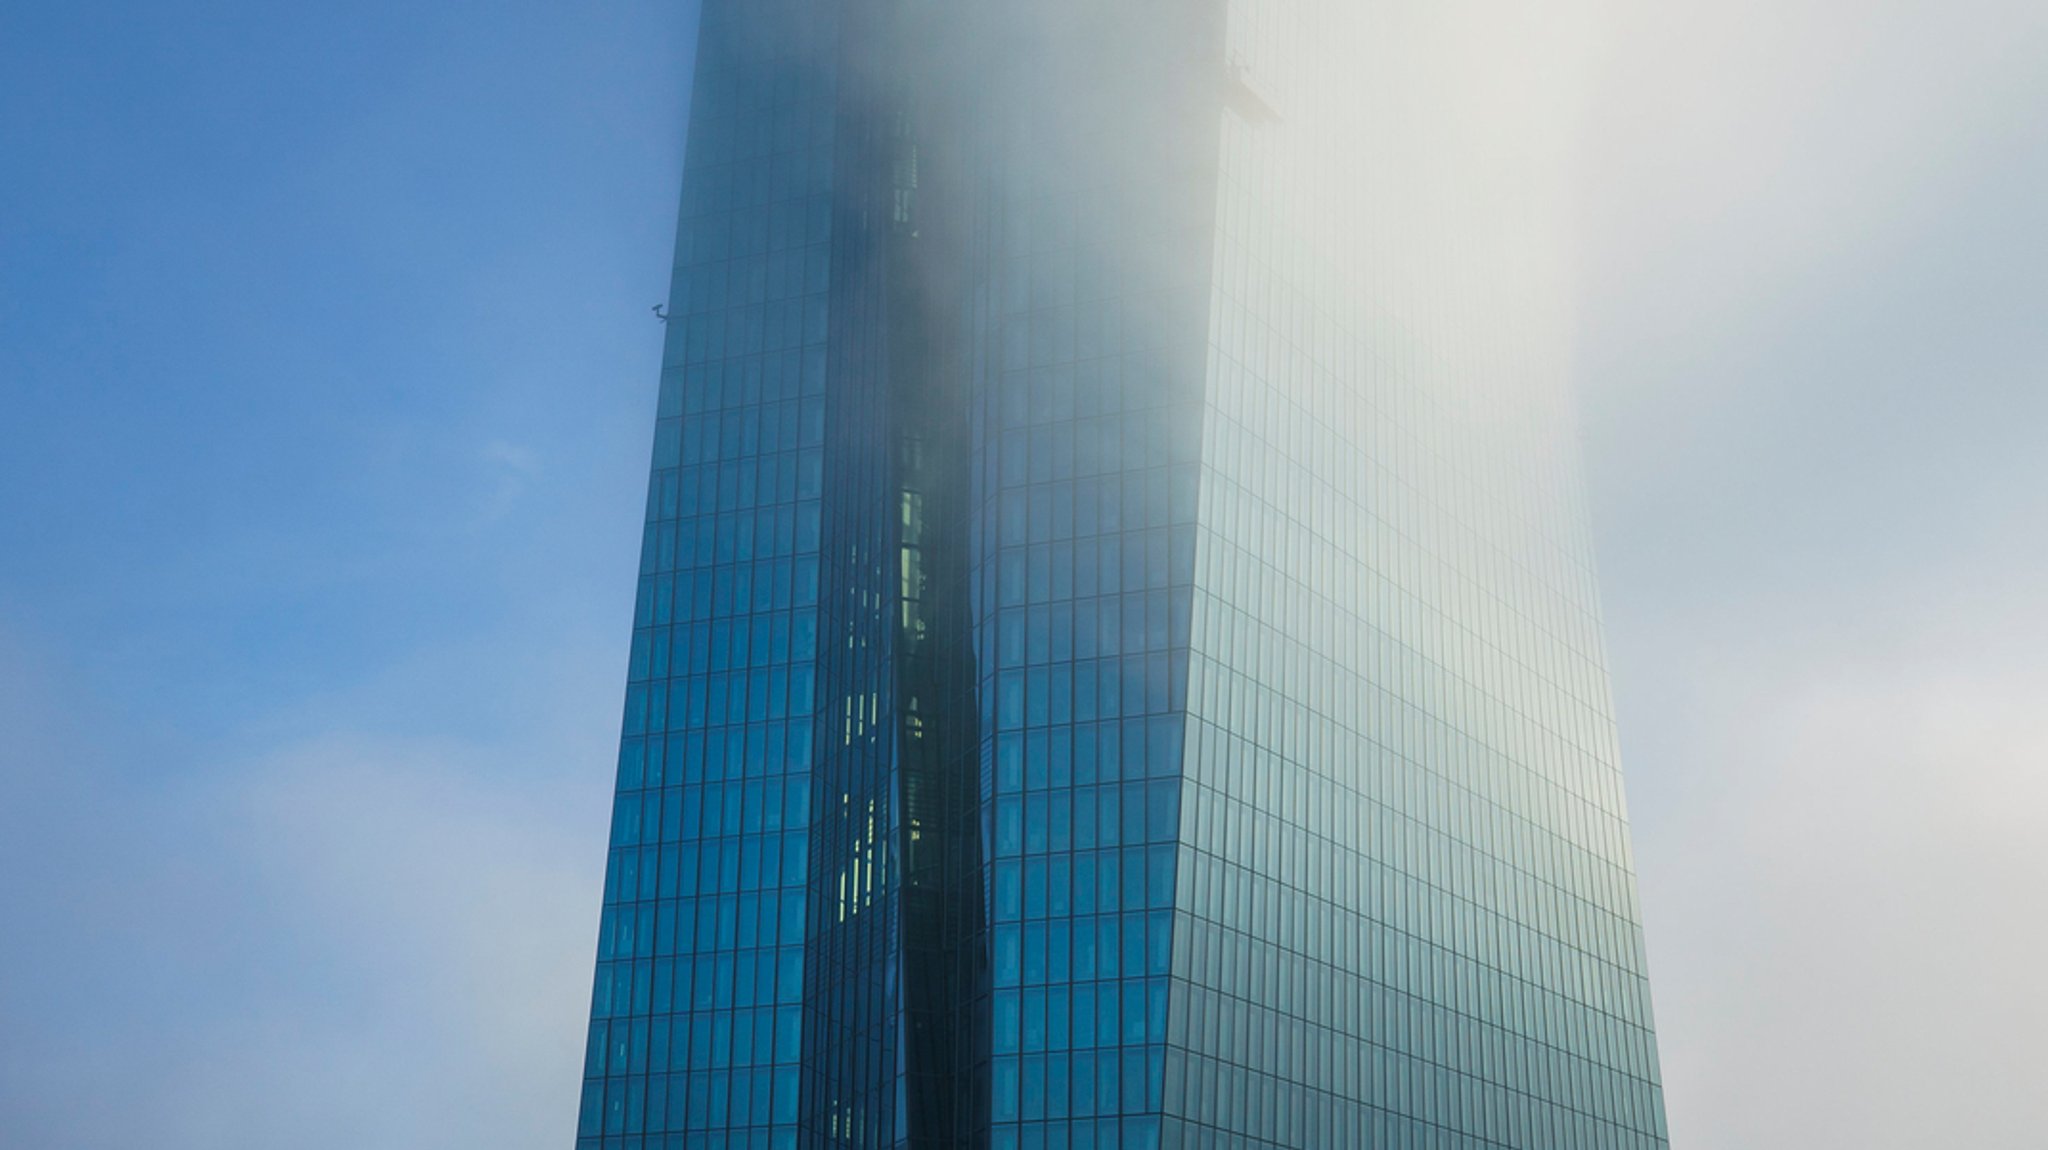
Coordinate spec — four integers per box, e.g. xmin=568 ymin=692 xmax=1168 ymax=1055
xmin=0 ymin=630 xmax=611 ymax=1150
xmin=1579 ymin=3 xmax=2048 ymax=1144
xmin=1625 ymin=634 xmax=2048 ymax=1147
xmin=1580 ymin=0 xmax=2048 ymax=355
xmin=477 ymin=439 xmax=541 ymax=525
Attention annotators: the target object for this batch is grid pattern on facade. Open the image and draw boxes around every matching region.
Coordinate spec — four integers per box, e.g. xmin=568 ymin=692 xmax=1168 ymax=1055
xmin=576 ymin=3 xmax=841 ymax=1147
xmin=1159 ymin=3 xmax=1671 ymax=1148
xmin=961 ymin=9 xmax=1226 ymax=1149
xmin=577 ymin=5 xmax=1673 ymax=1150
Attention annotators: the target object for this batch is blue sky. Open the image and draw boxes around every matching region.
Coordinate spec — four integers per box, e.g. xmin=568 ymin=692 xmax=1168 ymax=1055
xmin=1 ymin=3 xmax=694 ymax=1145
xmin=1 ymin=2 xmax=2044 ymax=1148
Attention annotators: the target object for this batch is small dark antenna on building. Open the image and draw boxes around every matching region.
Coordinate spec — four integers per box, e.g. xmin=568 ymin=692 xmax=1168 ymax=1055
xmin=1224 ymin=54 xmax=1280 ymax=124
xmin=652 ymin=304 xmax=670 ymax=323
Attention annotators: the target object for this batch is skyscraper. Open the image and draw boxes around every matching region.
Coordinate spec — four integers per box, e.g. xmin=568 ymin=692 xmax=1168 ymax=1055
xmin=576 ymin=3 xmax=1670 ymax=1149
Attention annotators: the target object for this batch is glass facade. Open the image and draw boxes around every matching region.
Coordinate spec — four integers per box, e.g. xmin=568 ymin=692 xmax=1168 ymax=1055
xmin=578 ymin=4 xmax=841 ymax=1146
xmin=576 ymin=3 xmax=1669 ymax=1149
xmin=1160 ymin=6 xmax=1670 ymax=1146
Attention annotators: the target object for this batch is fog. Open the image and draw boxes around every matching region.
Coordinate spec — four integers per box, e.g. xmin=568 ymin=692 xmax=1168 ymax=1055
xmin=1579 ymin=1 xmax=2048 ymax=1144
xmin=1 ymin=2 xmax=2042 ymax=1147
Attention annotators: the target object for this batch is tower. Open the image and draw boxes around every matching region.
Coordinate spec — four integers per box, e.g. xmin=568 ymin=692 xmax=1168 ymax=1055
xmin=576 ymin=3 xmax=1670 ymax=1148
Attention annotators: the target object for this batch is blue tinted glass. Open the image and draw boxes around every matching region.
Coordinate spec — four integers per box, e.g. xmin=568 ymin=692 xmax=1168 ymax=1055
xmin=578 ymin=4 xmax=1670 ymax=1148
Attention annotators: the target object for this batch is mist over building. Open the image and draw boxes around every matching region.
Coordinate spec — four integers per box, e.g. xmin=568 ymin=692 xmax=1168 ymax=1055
xmin=576 ymin=2 xmax=1669 ymax=1148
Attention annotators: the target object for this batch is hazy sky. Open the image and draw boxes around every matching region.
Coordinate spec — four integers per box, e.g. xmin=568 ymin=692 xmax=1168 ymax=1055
xmin=1 ymin=3 xmax=2042 ymax=1148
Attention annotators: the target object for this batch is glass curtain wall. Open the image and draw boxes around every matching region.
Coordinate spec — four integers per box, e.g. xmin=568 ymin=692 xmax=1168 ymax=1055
xmin=576 ymin=4 xmax=1672 ymax=1150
